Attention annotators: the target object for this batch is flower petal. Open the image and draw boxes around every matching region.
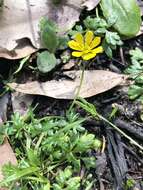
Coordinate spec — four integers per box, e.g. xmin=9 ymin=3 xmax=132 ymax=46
xmin=92 ymin=46 xmax=103 ymax=54
xmin=82 ymin=52 xmax=96 ymax=60
xmin=90 ymin=37 xmax=101 ymax=49
xmin=85 ymin=31 xmax=94 ymax=46
xmin=75 ymin=33 xmax=84 ymax=47
xmin=68 ymin=40 xmax=82 ymax=51
xmin=72 ymin=51 xmax=83 ymax=57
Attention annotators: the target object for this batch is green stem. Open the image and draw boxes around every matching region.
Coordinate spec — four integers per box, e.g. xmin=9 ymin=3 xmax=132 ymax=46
xmin=96 ymin=7 xmax=99 ymax=18
xmin=35 ymin=132 xmax=45 ymax=150
xmin=98 ymin=114 xmax=143 ymax=151
xmin=68 ymin=63 xmax=85 ymax=113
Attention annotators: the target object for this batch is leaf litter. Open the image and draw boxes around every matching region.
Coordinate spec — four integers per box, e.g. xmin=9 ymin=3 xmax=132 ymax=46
xmin=82 ymin=0 xmax=100 ymax=10
xmin=0 ymin=0 xmax=99 ymax=59
xmin=8 ymin=70 xmax=127 ymax=99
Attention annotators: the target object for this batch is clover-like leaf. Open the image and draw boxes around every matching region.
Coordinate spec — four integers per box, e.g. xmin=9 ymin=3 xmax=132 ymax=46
xmin=37 ymin=51 xmax=57 ymax=73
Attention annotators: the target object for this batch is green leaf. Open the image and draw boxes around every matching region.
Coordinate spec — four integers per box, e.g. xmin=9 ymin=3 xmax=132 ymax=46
xmin=105 ymin=31 xmax=123 ymax=46
xmin=102 ymin=39 xmax=113 ymax=58
xmin=102 ymin=31 xmax=123 ymax=57
xmin=135 ymin=75 xmax=143 ymax=84
xmin=74 ymin=134 xmax=95 ymax=152
xmin=93 ymin=139 xmax=102 ymax=149
xmin=75 ymin=97 xmax=98 ymax=118
xmin=125 ymin=61 xmax=143 ymax=78
xmin=129 ymin=48 xmax=143 ymax=62
xmin=43 ymin=183 xmax=51 ymax=190
xmin=84 ymin=16 xmax=108 ymax=31
xmin=125 ymin=178 xmax=136 ymax=189
xmin=101 ymin=0 xmax=141 ymax=37
xmin=68 ymin=25 xmax=84 ymax=37
xmin=128 ymin=85 xmax=143 ymax=100
xmin=95 ymin=27 xmax=106 ymax=34
xmin=13 ymin=55 xmax=30 ymax=75
xmin=107 ymin=12 xmax=118 ymax=27
xmin=67 ymin=153 xmax=80 ymax=171
xmin=27 ymin=149 xmax=40 ymax=167
xmin=125 ymin=48 xmax=143 ymax=103
xmin=125 ymin=48 xmax=143 ymax=79
xmin=37 ymin=51 xmax=57 ymax=73
xmin=40 ymin=17 xmax=58 ymax=53
xmin=58 ymin=35 xmax=69 ymax=50
xmin=66 ymin=177 xmax=81 ymax=190
xmin=82 ymin=157 xmax=96 ymax=169
xmin=55 ymin=167 xmax=72 ymax=186
xmin=0 ymin=166 xmax=39 ymax=186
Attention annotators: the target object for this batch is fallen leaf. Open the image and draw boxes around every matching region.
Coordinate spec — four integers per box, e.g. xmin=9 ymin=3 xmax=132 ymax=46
xmin=11 ymin=92 xmax=33 ymax=116
xmin=0 ymin=0 xmax=83 ymax=59
xmin=82 ymin=0 xmax=100 ymax=10
xmin=62 ymin=59 xmax=75 ymax=70
xmin=0 ymin=139 xmax=17 ymax=181
xmin=8 ymin=70 xmax=127 ymax=99
xmin=0 ymin=39 xmax=37 ymax=60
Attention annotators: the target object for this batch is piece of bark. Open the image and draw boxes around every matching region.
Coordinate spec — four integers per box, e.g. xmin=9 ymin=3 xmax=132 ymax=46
xmin=114 ymin=119 xmax=143 ymax=141
xmin=106 ymin=130 xmax=128 ymax=189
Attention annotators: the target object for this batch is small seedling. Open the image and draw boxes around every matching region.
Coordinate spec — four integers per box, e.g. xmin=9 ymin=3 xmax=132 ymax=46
xmin=125 ymin=178 xmax=135 ymax=190
xmin=125 ymin=48 xmax=143 ymax=102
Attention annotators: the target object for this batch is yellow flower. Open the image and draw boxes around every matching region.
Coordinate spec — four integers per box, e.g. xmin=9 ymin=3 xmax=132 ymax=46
xmin=68 ymin=31 xmax=103 ymax=61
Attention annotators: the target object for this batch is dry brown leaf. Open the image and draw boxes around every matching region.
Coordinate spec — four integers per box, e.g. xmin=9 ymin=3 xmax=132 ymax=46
xmin=8 ymin=70 xmax=127 ymax=99
xmin=0 ymin=139 xmax=17 ymax=181
xmin=82 ymin=0 xmax=100 ymax=10
xmin=0 ymin=0 xmax=83 ymax=59
xmin=0 ymin=39 xmax=37 ymax=60
xmin=11 ymin=92 xmax=33 ymax=116
xmin=62 ymin=59 xmax=75 ymax=70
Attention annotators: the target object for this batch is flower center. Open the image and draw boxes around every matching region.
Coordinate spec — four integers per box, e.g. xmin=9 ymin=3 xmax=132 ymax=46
xmin=83 ymin=44 xmax=92 ymax=54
